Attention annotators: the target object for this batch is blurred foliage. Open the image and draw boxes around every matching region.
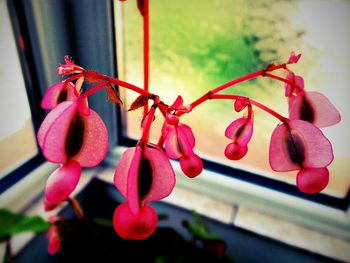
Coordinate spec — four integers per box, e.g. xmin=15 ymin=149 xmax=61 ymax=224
xmin=182 ymin=210 xmax=219 ymax=241
xmin=0 ymin=209 xmax=49 ymax=242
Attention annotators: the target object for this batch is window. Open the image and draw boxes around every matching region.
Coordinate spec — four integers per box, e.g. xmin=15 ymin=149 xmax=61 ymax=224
xmin=0 ymin=0 xmax=118 ymax=193
xmin=115 ymin=0 xmax=350 ymax=206
xmin=1 ymin=0 xmax=348 ymax=212
xmin=0 ymin=0 xmax=38 ymax=181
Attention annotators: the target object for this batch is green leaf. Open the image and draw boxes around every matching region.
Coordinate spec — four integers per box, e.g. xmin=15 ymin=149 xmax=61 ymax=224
xmin=92 ymin=218 xmax=114 ymax=228
xmin=183 ymin=210 xmax=219 ymax=241
xmin=0 ymin=209 xmax=50 ymax=241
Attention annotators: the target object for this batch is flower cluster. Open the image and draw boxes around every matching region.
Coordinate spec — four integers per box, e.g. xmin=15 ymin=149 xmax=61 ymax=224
xmin=268 ymin=58 xmax=340 ymax=193
xmin=38 ymin=56 xmax=108 ymax=209
xmin=36 ymin=1 xmax=341 ymax=247
xmin=37 ymin=52 xmax=340 ymax=244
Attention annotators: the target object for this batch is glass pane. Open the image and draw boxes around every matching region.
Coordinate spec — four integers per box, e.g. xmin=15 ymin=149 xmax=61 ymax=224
xmin=115 ymin=0 xmax=350 ymax=198
xmin=0 ymin=0 xmax=38 ymax=178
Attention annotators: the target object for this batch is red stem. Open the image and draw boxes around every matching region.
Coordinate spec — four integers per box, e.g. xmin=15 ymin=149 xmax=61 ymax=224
xmin=264 ymin=73 xmax=305 ymax=94
xmin=81 ymin=81 xmax=109 ymax=98
xmin=143 ymin=0 xmax=150 ymax=116
xmin=210 ymin=94 xmax=287 ymax=122
xmin=187 ymin=64 xmax=287 ymax=112
xmin=109 ymin=77 xmax=151 ymax=96
xmin=63 ymin=73 xmax=84 ymax=96
xmin=264 ymin=73 xmax=292 ymax=85
xmin=67 ymin=198 xmax=84 ymax=219
xmin=83 ymin=70 xmax=151 ymax=96
xmin=140 ymin=104 xmax=157 ymax=143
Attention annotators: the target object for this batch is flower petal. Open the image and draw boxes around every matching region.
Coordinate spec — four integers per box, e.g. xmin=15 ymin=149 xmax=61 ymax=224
xmin=38 ymin=101 xmax=108 ymax=166
xmin=179 ymin=154 xmax=203 ymax=178
xmin=45 ymin=161 xmax=81 ymax=204
xmin=224 ymin=142 xmax=248 ymax=160
xmin=113 ymin=203 xmax=157 ymax=240
xmin=234 ymin=97 xmax=249 ymax=112
xmin=225 ymin=117 xmax=253 ymax=145
xmin=164 ymin=124 xmax=196 ymax=159
xmin=126 ymin=146 xmax=143 ymax=214
xmin=71 ymin=107 xmax=108 ymax=167
xmin=286 ymin=51 xmax=301 ymax=64
xmin=285 ymin=73 xmax=304 ymax=97
xmin=114 ymin=146 xmax=176 ymax=206
xmin=38 ymin=101 xmax=78 ymax=164
xmin=114 ymin=147 xmax=135 ymax=198
xmin=296 ymin=167 xmax=329 ymax=194
xmin=269 ymin=120 xmax=333 ymax=172
xmin=41 ymin=82 xmax=77 ymax=110
xmin=177 ymin=124 xmax=195 ymax=148
xmin=47 ymin=225 xmax=61 ymax=255
xmin=142 ymin=146 xmax=176 ymax=204
xmin=288 ymin=91 xmax=341 ymax=128
xmin=169 ymin=95 xmax=184 ymax=110
xmin=164 ymin=128 xmax=182 ymax=159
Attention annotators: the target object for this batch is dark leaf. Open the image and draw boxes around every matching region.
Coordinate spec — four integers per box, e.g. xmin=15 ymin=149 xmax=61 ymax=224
xmin=137 ymin=0 xmax=146 ymax=16
xmin=92 ymin=218 xmax=113 ymax=228
xmin=182 ymin=211 xmax=219 ymax=241
xmin=106 ymin=85 xmax=123 ymax=104
xmin=128 ymin=94 xmax=151 ymax=111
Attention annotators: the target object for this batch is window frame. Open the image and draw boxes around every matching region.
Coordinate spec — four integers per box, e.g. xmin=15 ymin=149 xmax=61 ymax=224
xmin=1 ymin=0 xmax=348 ymax=241
xmin=113 ymin=1 xmax=349 ymax=211
xmin=0 ymin=0 xmax=119 ymax=193
xmin=0 ymin=0 xmax=47 ymax=194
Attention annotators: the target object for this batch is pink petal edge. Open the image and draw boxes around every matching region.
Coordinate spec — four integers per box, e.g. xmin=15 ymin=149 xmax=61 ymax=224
xmin=296 ymin=167 xmax=329 ymax=194
xmin=113 ymin=203 xmax=158 ymax=240
xmin=45 ymin=161 xmax=81 ymax=204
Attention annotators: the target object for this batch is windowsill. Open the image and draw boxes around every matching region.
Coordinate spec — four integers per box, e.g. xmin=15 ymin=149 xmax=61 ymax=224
xmin=1 ymin=149 xmax=349 ymax=262
xmin=97 ymin=163 xmax=350 ymax=262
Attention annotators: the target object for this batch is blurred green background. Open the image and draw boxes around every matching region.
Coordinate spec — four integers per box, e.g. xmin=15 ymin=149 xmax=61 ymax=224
xmin=116 ymin=0 xmax=350 ymax=197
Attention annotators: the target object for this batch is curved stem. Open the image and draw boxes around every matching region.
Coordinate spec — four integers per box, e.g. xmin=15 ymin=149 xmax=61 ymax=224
xmin=81 ymin=81 xmax=109 ymax=98
xmin=264 ymin=73 xmax=305 ymax=94
xmin=140 ymin=104 xmax=157 ymax=143
xmin=187 ymin=63 xmax=287 ymax=112
xmin=143 ymin=0 xmax=150 ymax=115
xmin=107 ymin=77 xmax=152 ymax=96
xmin=84 ymin=70 xmax=151 ymax=96
xmin=210 ymin=94 xmax=287 ymax=122
xmin=264 ymin=73 xmax=292 ymax=85
xmin=66 ymin=198 xmax=84 ymax=219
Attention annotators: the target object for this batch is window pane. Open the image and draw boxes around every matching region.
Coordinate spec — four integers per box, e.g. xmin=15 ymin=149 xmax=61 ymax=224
xmin=0 ymin=0 xmax=38 ymax=178
xmin=115 ymin=0 xmax=350 ymax=197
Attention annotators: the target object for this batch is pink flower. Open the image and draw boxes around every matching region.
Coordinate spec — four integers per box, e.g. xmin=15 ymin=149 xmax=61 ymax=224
xmin=45 ymin=161 xmax=81 ymax=204
xmin=286 ymin=51 xmax=301 ymax=64
xmin=56 ymin=56 xmax=84 ymax=76
xmin=234 ymin=97 xmax=250 ymax=112
xmin=46 ymin=216 xmax=61 ymax=255
xmin=288 ymin=91 xmax=341 ymax=128
xmin=162 ymin=121 xmax=203 ymax=178
xmin=284 ymin=73 xmax=340 ymax=128
xmin=37 ymin=99 xmax=108 ymax=166
xmin=296 ymin=167 xmax=329 ymax=194
xmin=284 ymin=72 xmax=304 ymax=97
xmin=114 ymin=145 xmax=176 ymax=213
xmin=37 ymin=99 xmax=108 ymax=204
xmin=269 ymin=120 xmax=333 ymax=193
xmin=41 ymin=81 xmax=78 ymax=110
xmin=113 ymin=202 xmax=157 ymax=240
xmin=160 ymin=96 xmax=202 ymax=177
xmin=113 ymin=144 xmax=176 ymax=239
xmin=224 ymin=117 xmax=253 ymax=160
